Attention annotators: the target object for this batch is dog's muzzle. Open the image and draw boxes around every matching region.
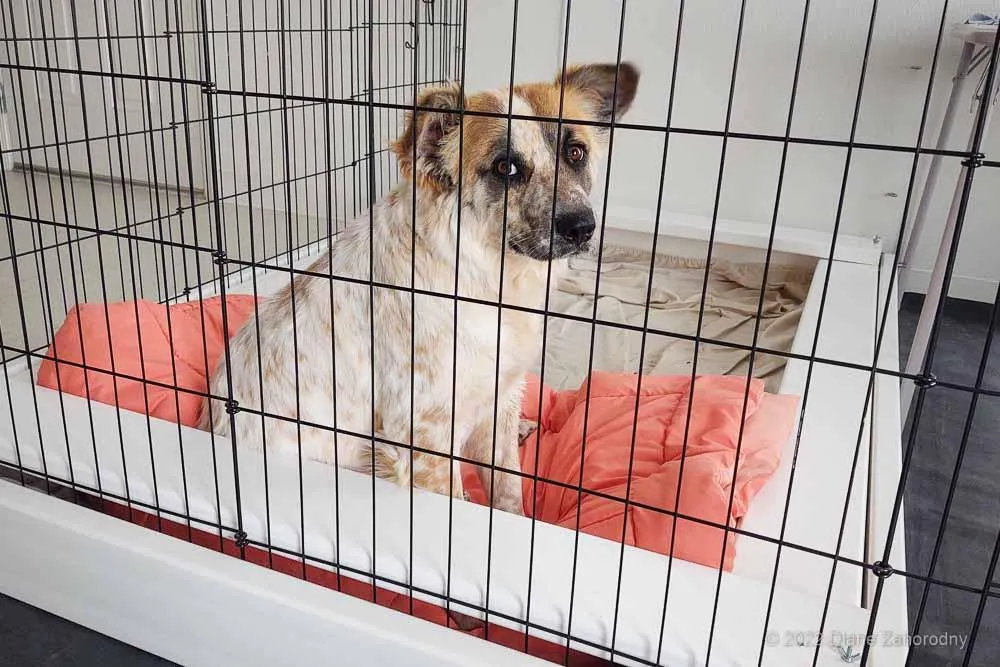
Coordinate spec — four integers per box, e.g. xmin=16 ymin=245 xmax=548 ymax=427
xmin=508 ymin=206 xmax=597 ymax=261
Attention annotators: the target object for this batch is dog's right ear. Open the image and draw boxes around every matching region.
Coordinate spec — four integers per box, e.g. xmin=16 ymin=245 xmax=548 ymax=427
xmin=392 ymin=83 xmax=465 ymax=192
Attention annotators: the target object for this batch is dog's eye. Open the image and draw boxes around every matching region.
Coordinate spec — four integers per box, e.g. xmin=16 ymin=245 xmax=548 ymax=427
xmin=567 ymin=144 xmax=587 ymax=164
xmin=494 ymin=158 xmax=518 ymax=178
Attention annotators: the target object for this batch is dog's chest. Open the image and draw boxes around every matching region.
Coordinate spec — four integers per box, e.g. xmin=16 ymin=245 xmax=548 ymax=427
xmin=450 ymin=302 xmax=541 ymax=398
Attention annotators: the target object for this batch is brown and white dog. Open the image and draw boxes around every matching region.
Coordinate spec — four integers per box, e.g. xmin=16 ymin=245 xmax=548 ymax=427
xmin=200 ymin=62 xmax=639 ymax=514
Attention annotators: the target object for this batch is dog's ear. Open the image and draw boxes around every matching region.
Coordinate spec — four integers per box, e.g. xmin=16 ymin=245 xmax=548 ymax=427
xmin=557 ymin=62 xmax=639 ymax=126
xmin=392 ymin=82 xmax=466 ymax=191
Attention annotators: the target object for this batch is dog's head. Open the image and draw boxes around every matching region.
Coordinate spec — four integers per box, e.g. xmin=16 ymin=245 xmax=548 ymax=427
xmin=392 ymin=62 xmax=639 ymax=261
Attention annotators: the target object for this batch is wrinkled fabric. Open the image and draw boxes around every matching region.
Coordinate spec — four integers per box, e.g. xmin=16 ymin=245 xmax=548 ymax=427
xmin=537 ymin=245 xmax=812 ymax=393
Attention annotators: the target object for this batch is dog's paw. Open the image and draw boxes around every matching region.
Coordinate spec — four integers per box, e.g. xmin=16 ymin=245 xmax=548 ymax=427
xmin=491 ymin=494 xmax=525 ymax=516
xmin=518 ymin=418 xmax=539 ymax=445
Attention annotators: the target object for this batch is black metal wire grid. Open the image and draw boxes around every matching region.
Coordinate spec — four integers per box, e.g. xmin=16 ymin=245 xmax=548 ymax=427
xmin=0 ymin=1 xmax=999 ymax=666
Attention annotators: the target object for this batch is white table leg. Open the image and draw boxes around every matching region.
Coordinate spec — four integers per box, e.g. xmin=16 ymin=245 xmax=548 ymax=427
xmin=898 ymin=42 xmax=976 ymax=267
xmin=901 ymin=45 xmax=999 ymax=419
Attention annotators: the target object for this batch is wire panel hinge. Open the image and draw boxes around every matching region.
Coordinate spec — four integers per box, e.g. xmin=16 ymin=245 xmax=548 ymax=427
xmin=871 ymin=561 xmax=895 ymax=578
xmin=961 ymin=152 xmax=985 ymax=168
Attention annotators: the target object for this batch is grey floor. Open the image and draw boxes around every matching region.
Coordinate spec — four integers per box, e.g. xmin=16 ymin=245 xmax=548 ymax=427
xmin=1 ymin=292 xmax=998 ymax=666
xmin=898 ymin=293 xmax=1000 ymax=666
xmin=0 ymin=595 xmax=173 ymax=666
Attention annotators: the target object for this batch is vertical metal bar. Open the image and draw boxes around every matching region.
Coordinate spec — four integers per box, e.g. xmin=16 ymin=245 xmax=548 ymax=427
xmin=301 ymin=0 xmax=314 ymax=250
xmin=650 ymin=2 xmax=687 ymax=663
xmin=444 ymin=0 xmax=470 ymax=624
xmin=366 ymin=0 xmax=378 ymax=599
xmin=321 ymin=0 xmax=343 ymax=588
xmin=220 ymin=0 xmax=244 ymax=275
xmin=236 ymin=0 xmax=275 ymax=566
xmin=562 ymin=2 xmax=630 ymax=663
xmin=276 ymin=0 xmax=310 ymax=579
xmin=124 ymin=0 xmax=177 ymax=533
xmin=174 ymin=0 xmax=227 ymax=551
xmin=524 ymin=0 xmax=574 ymax=653
xmin=483 ymin=0 xmax=520 ymax=640
xmin=197 ymin=0 xmax=248 ymax=557
xmin=162 ymin=5 xmax=192 ymax=300
xmin=406 ymin=0 xmax=416 ymax=616
xmin=261 ymin=0 xmax=278 ymax=261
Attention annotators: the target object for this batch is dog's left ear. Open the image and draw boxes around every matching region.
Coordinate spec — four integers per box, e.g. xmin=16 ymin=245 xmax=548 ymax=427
xmin=392 ymin=82 xmax=466 ymax=190
xmin=558 ymin=62 xmax=639 ymax=125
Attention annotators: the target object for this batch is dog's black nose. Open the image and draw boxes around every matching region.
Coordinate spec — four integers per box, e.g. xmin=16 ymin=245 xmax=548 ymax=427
xmin=554 ymin=208 xmax=596 ymax=245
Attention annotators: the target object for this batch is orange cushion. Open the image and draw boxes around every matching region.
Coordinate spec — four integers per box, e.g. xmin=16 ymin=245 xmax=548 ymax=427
xmin=462 ymin=373 xmax=797 ymax=571
xmin=37 ymin=296 xmax=259 ymax=427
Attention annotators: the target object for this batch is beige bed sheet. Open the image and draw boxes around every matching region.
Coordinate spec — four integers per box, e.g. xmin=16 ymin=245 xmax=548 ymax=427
xmin=533 ymin=245 xmax=815 ymax=394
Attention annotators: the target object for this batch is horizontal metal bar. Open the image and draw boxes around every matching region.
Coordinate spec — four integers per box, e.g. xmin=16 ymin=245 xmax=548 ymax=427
xmin=12 ymin=163 xmax=203 ymax=198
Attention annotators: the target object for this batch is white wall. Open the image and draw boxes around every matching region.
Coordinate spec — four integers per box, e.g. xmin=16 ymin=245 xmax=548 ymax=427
xmin=2 ymin=0 xmax=206 ymax=190
xmin=464 ymin=0 xmax=1000 ymax=302
xmin=207 ymin=0 xmax=463 ymax=254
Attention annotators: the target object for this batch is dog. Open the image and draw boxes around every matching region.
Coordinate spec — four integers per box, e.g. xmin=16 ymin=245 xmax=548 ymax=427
xmin=200 ymin=62 xmax=639 ymax=514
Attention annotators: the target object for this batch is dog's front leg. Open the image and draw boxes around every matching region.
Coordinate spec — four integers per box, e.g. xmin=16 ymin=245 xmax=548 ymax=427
xmin=466 ymin=403 xmax=524 ymax=516
xmin=493 ymin=414 xmax=525 ymax=516
xmin=380 ymin=411 xmax=465 ymax=501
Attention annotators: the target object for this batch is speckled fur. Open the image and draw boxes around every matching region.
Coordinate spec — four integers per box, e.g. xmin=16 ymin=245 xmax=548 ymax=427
xmin=200 ymin=63 xmax=639 ymax=514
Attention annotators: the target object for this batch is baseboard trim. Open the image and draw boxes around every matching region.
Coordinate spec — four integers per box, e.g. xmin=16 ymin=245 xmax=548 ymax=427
xmin=900 ymin=267 xmax=998 ymax=303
